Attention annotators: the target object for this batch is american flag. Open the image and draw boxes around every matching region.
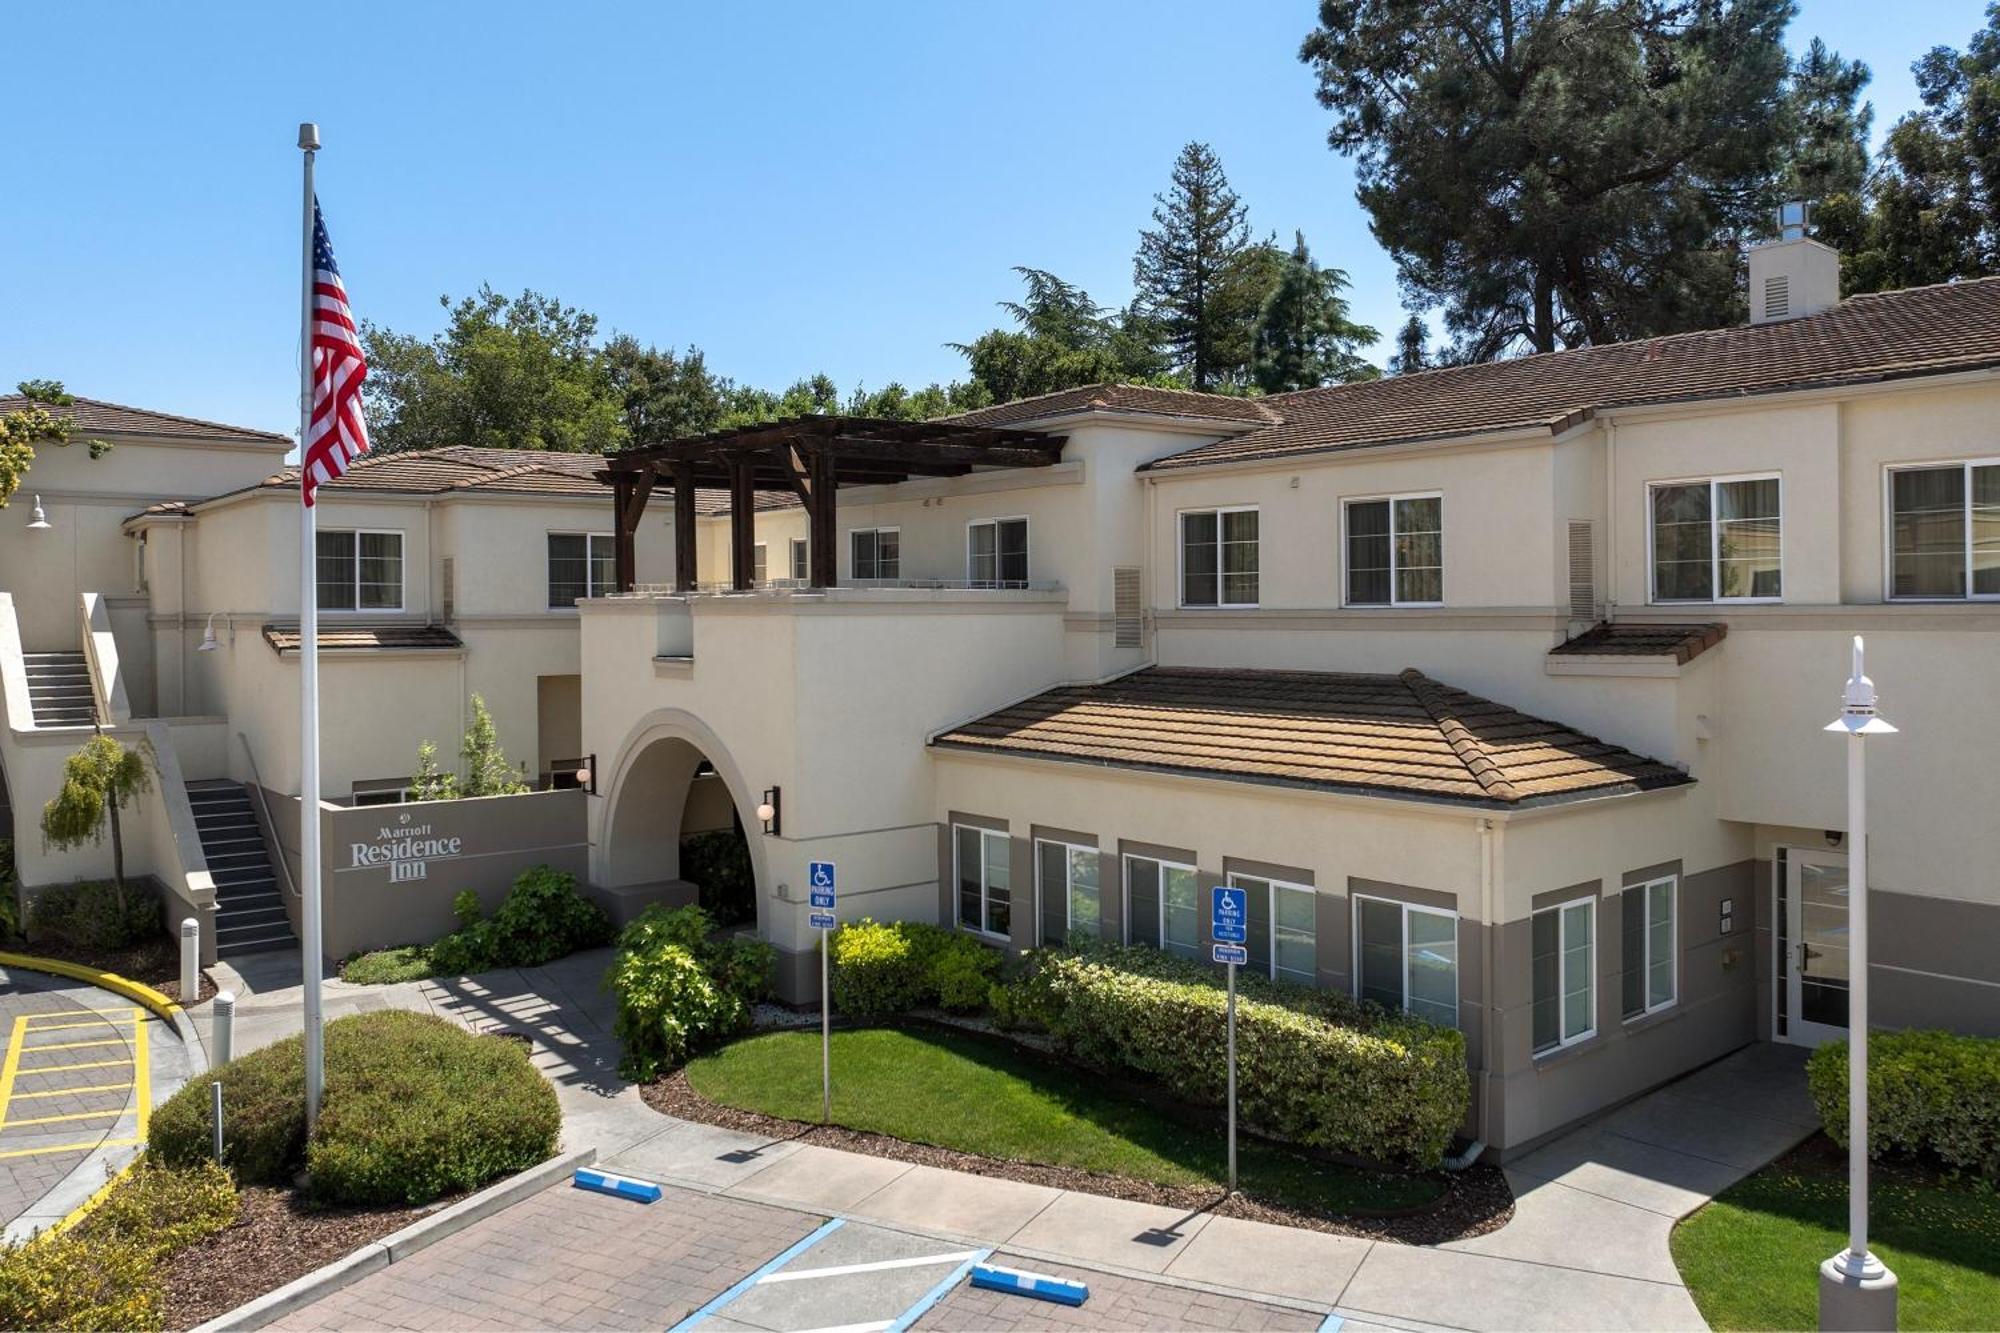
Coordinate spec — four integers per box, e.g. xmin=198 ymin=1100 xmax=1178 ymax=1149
xmin=302 ymin=199 xmax=369 ymax=506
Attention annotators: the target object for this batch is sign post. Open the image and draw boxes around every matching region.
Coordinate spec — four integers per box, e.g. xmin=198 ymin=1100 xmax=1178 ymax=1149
xmin=808 ymin=860 xmax=837 ymax=1124
xmin=1211 ymin=885 xmax=1249 ymax=1194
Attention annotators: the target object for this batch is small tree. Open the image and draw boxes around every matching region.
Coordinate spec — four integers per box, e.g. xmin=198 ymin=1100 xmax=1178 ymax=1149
xmin=1 ymin=380 xmax=110 ymax=510
xmin=408 ymin=740 xmax=459 ymax=803
xmin=460 ymin=695 xmax=529 ymax=798
xmin=41 ymin=732 xmax=154 ymax=909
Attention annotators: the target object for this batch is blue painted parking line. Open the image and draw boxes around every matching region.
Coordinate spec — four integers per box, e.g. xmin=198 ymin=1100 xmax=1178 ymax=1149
xmin=572 ymin=1166 xmax=663 ymax=1204
xmin=886 ymin=1247 xmax=992 ymax=1333
xmin=668 ymin=1217 xmax=845 ymax=1331
xmin=1317 ymin=1313 xmax=1345 ymax=1333
xmin=967 ymin=1262 xmax=1089 ymax=1306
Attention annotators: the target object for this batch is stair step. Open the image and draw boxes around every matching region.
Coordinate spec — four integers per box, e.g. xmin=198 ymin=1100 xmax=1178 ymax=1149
xmin=217 ymin=909 xmax=291 ymax=932
xmin=216 ymin=890 xmax=285 ymax=912
xmin=217 ymin=934 xmax=298 ymax=958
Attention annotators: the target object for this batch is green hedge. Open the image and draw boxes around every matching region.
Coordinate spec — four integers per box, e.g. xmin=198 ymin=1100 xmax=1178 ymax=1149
xmin=150 ymin=1011 xmax=559 ymax=1204
xmin=426 ymin=865 xmax=611 ymax=975
xmin=609 ymin=904 xmax=776 ymax=1080
xmin=25 ymin=880 xmax=159 ymax=950
xmin=1025 ymin=944 xmax=1467 ymax=1168
xmin=1809 ymin=1029 xmax=2000 ymax=1181
xmin=829 ymin=919 xmax=1001 ymax=1019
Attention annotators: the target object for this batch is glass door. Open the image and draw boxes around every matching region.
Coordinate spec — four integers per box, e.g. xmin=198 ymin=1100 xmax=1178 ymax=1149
xmin=1783 ymin=848 xmax=1851 ymax=1047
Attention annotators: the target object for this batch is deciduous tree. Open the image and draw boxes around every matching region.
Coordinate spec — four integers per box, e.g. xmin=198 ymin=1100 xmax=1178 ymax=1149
xmin=41 ymin=733 xmax=154 ymax=910
xmin=1 ymin=380 xmax=109 ymax=510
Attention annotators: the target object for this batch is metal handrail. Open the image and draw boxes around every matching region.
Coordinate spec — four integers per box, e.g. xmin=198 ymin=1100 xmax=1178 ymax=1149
xmin=613 ymin=577 xmax=1062 ymax=597
xmin=237 ymin=730 xmax=302 ymax=901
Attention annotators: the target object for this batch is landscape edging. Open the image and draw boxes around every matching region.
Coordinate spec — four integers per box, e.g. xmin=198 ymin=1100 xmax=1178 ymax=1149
xmin=189 ymin=1145 xmax=597 ymax=1332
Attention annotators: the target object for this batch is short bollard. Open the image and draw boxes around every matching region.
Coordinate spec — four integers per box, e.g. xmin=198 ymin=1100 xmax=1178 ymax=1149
xmin=179 ymin=917 xmax=200 ymax=1002
xmin=211 ymin=1081 xmax=224 ymax=1164
xmin=212 ymin=990 xmax=236 ymax=1067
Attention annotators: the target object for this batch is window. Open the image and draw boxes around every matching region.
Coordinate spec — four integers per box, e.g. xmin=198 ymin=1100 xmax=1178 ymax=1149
xmin=968 ymin=518 xmax=1030 ymax=587
xmin=547 ymin=533 xmax=616 ymax=607
xmin=1621 ymin=876 xmax=1677 ymax=1019
xmin=851 ymin=528 xmax=901 ymax=581
xmin=351 ymin=779 xmax=409 ymax=807
xmin=1354 ymin=896 xmax=1458 ymax=1026
xmin=1345 ymin=495 xmax=1442 ymax=606
xmin=1650 ymin=476 xmax=1782 ymax=602
xmin=753 ymin=543 xmax=768 ymax=586
xmin=1229 ymin=873 xmax=1315 ymax=985
xmin=316 ymin=530 xmax=403 ymax=611
xmin=1036 ymin=839 xmax=1100 ymax=945
xmin=790 ymin=538 xmax=809 ymax=583
xmin=954 ymin=824 xmax=1011 ymax=937
xmin=1533 ymin=897 xmax=1596 ymax=1054
xmin=1124 ymin=855 xmax=1199 ymax=959
xmin=1180 ymin=508 xmax=1259 ymax=607
xmin=1887 ymin=460 xmax=2000 ymax=599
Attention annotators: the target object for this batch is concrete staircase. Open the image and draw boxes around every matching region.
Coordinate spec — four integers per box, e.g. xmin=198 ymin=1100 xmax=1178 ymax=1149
xmin=23 ymin=652 xmax=96 ymax=727
xmin=186 ymin=780 xmax=298 ymax=958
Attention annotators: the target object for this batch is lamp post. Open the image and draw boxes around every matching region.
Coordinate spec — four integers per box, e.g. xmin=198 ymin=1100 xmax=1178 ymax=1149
xmin=1818 ymin=635 xmax=1898 ymax=1331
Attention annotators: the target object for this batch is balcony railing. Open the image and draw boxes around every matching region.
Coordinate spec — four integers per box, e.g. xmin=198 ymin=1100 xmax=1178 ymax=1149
xmin=612 ymin=577 xmax=1063 ymax=597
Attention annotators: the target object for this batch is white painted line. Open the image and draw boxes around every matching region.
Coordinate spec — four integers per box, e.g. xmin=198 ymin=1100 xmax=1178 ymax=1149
xmin=758 ymin=1250 xmax=986 ymax=1284
xmin=790 ymin=1323 xmax=893 ymax=1333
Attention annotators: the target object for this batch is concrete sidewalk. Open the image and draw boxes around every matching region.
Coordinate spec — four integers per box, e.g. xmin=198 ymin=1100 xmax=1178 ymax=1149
xmin=200 ymin=948 xmax=1817 ymax=1331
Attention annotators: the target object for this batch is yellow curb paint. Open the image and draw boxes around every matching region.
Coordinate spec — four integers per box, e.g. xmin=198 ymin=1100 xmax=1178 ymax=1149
xmin=0 ymin=952 xmax=181 ymax=1023
xmin=9 ymin=1082 xmax=132 ymax=1101
xmin=132 ymin=1009 xmax=151 ymax=1141
xmin=17 ymin=1058 xmax=134 ymax=1075
xmin=4 ymin=1108 xmax=127 ymax=1127
xmin=20 ymin=1037 xmax=129 ymax=1053
xmin=21 ymin=1015 xmax=137 ymax=1033
xmin=43 ymin=1158 xmax=140 ymax=1240
xmin=0 ymin=1015 xmax=25 ymax=1133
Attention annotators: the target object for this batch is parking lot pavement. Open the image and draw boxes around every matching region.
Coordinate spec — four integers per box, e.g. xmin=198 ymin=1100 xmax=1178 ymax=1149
xmin=911 ymin=1251 xmax=1322 ymax=1332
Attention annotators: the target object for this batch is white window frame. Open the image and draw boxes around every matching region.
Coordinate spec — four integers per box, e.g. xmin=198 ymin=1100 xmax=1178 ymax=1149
xmin=1621 ymin=874 xmax=1679 ymax=1021
xmin=1351 ymin=894 xmax=1460 ymax=1025
xmin=1533 ymin=895 xmax=1598 ymax=1056
xmin=1121 ymin=853 xmax=1200 ymax=960
xmin=966 ymin=516 xmax=1031 ymax=588
xmin=789 ymin=537 xmax=809 ymax=583
xmin=1178 ymin=506 xmax=1260 ymax=609
xmin=317 ymin=528 xmax=405 ymax=613
xmin=350 ymin=778 xmax=411 ymax=807
xmin=1646 ymin=472 xmax=1784 ymax=605
xmin=752 ymin=542 xmax=768 ymax=586
xmin=952 ymin=823 xmax=1011 ymax=941
xmin=1226 ymin=871 xmax=1316 ymax=986
xmin=850 ymin=527 xmax=901 ymax=582
xmin=1035 ymin=837 xmax=1101 ymax=943
xmin=1341 ymin=492 xmax=1444 ymax=608
xmin=1882 ymin=457 xmax=2000 ymax=602
xmin=547 ymin=531 xmax=617 ymax=606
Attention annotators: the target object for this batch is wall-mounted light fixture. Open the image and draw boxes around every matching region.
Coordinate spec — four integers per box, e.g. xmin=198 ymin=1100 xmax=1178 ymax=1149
xmin=27 ymin=496 xmax=51 ymax=531
xmin=198 ymin=610 xmax=224 ymax=652
xmin=756 ymin=786 xmax=780 ymax=837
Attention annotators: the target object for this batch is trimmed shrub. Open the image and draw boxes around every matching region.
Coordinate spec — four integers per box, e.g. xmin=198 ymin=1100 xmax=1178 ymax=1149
xmin=428 ymin=865 xmax=611 ymax=976
xmin=84 ymin=1158 xmax=239 ymax=1257
xmin=25 ymin=879 xmax=159 ymax=950
xmin=608 ymin=904 xmax=776 ymax=1080
xmin=0 ymin=837 xmax=19 ymax=943
xmin=1809 ymin=1029 xmax=2000 ymax=1180
xmin=1028 ymin=944 xmax=1468 ymax=1168
xmin=151 ymin=1011 xmax=559 ymax=1204
xmin=829 ymin=919 xmax=1003 ymax=1019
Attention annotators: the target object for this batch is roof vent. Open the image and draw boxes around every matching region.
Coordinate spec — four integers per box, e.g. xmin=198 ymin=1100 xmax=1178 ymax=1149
xmin=1113 ymin=567 xmax=1143 ymax=647
xmin=1749 ymin=206 xmax=1839 ymax=324
xmin=1567 ymin=521 xmax=1596 ymax=622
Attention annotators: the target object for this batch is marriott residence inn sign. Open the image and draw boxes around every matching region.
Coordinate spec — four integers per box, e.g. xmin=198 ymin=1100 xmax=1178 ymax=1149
xmin=344 ymin=810 xmax=465 ymax=884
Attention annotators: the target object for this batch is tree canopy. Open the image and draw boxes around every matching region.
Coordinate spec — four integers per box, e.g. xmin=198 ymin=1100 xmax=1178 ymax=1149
xmin=1250 ymin=232 xmax=1380 ymax=392
xmin=41 ymin=732 xmax=153 ymax=903
xmin=0 ymin=380 xmax=109 ymax=510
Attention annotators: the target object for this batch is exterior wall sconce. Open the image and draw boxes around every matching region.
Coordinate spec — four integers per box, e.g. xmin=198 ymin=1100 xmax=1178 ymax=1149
xmin=27 ymin=496 xmax=51 ymax=531
xmin=198 ymin=611 xmax=223 ymax=652
xmin=756 ymin=787 xmax=780 ymax=836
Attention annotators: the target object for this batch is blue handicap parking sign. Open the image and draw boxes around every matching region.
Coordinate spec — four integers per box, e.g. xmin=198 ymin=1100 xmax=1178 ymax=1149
xmin=809 ymin=910 xmax=837 ymax=930
xmin=808 ymin=860 xmax=836 ymax=909
xmin=1211 ymin=943 xmax=1248 ymax=966
xmin=1211 ymin=886 xmax=1247 ymax=944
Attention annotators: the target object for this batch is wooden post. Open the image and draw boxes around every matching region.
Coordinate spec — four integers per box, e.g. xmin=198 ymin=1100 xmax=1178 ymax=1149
xmin=809 ymin=448 xmax=837 ymax=588
xmin=673 ymin=460 xmax=697 ymax=593
xmin=730 ymin=459 xmax=756 ymax=592
xmin=612 ymin=474 xmax=637 ymax=593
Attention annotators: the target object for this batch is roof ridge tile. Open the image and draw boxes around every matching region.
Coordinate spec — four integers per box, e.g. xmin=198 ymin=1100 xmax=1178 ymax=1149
xmin=1396 ymin=669 xmax=1521 ymax=802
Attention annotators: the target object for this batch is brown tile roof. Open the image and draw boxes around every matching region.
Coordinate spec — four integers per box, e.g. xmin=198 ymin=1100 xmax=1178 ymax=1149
xmin=262 ymin=623 xmax=463 ymax=654
xmin=0 ymin=394 xmax=289 ymax=445
xmin=1143 ymin=276 xmax=2000 ymax=471
xmin=1550 ymin=622 xmax=1727 ymax=665
xmin=944 ymin=383 xmax=1278 ymax=430
xmin=931 ymin=666 xmax=1691 ymax=809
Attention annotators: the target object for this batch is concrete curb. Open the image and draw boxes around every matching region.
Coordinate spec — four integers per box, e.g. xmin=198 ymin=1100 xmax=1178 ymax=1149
xmin=191 ymin=1146 xmax=597 ymax=1332
xmin=0 ymin=949 xmax=184 ymax=1023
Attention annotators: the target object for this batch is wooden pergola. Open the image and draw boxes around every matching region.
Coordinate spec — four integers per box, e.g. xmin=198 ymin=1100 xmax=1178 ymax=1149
xmin=595 ymin=415 xmax=1066 ymax=592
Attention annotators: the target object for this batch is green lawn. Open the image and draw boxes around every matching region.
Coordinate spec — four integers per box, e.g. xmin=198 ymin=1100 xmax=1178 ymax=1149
xmin=340 ymin=945 xmax=439 ymax=984
xmin=1671 ymin=1136 xmax=2000 ymax=1331
xmin=683 ymin=1024 xmax=1441 ymax=1216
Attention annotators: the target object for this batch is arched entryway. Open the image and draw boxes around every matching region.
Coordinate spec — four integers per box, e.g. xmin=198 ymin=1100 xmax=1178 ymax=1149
xmin=596 ymin=710 xmax=769 ymax=933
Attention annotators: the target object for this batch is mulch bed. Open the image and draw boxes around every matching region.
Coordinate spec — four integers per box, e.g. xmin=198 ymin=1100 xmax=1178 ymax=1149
xmin=10 ymin=934 xmax=219 ymax=1003
xmin=644 ymin=1068 xmax=1512 ymax=1245
xmin=158 ymin=1185 xmax=437 ymax=1331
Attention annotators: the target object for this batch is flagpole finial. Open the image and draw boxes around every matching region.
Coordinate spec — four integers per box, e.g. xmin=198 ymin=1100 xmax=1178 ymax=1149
xmin=298 ymin=122 xmax=320 ymax=151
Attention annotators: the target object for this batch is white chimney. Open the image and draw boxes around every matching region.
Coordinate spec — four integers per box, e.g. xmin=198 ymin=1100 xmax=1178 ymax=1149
xmin=1750 ymin=202 xmax=1840 ymax=325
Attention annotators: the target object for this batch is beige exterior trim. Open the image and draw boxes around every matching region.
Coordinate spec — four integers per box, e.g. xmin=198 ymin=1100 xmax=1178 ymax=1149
xmin=1157 ymin=607 xmax=1566 ymax=631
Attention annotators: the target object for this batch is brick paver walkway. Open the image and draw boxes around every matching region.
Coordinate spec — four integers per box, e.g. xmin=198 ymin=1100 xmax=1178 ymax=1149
xmin=914 ymin=1252 xmax=1320 ymax=1332
xmin=268 ymin=1183 xmax=821 ymax=1331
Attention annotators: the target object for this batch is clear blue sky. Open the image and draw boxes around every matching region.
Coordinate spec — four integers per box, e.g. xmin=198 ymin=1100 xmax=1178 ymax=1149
xmin=2 ymin=1 xmax=1978 ymax=440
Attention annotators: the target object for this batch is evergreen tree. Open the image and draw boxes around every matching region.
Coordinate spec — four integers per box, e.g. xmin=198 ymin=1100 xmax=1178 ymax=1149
xmin=459 ymin=695 xmax=529 ymax=798
xmin=1780 ymin=38 xmax=1873 ymax=205
xmin=1388 ymin=316 xmax=1432 ymax=376
xmin=1250 ymin=232 xmax=1381 ymax=392
xmin=953 ymin=268 xmax=1164 ymax=403
xmin=1133 ymin=143 xmax=1261 ymax=389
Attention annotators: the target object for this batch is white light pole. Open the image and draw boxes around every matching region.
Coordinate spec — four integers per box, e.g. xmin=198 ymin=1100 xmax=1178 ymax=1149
xmin=1818 ymin=635 xmax=1897 ymax=1332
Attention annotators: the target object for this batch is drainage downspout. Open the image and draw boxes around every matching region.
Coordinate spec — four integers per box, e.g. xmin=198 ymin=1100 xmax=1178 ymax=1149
xmin=1444 ymin=815 xmax=1500 ymax=1172
xmin=1604 ymin=418 xmax=1618 ymax=621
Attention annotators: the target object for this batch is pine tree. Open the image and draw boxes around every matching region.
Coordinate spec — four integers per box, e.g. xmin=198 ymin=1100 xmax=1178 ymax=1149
xmin=1388 ymin=316 xmax=1431 ymax=376
xmin=1133 ymin=143 xmax=1255 ymax=390
xmin=1781 ymin=38 xmax=1873 ymax=205
xmin=1250 ymin=232 xmax=1381 ymax=393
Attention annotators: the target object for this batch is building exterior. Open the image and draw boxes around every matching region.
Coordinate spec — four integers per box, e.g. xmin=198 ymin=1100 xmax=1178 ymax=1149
xmin=7 ymin=239 xmax=1999 ymax=1155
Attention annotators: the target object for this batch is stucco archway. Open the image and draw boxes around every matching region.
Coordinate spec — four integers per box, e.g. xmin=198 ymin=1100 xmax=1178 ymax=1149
xmin=595 ymin=708 xmax=772 ymax=928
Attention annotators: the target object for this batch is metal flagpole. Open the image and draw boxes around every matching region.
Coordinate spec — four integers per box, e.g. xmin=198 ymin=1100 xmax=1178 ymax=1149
xmin=297 ymin=121 xmax=326 ymax=1133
